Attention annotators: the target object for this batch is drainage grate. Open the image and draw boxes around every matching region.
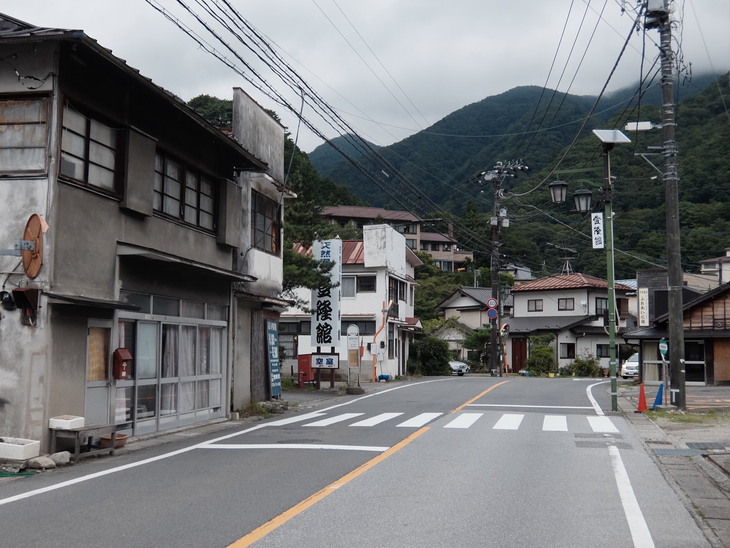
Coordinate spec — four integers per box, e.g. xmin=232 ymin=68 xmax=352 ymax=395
xmin=654 ymin=448 xmax=704 ymax=456
xmin=687 ymin=442 xmax=726 ymax=451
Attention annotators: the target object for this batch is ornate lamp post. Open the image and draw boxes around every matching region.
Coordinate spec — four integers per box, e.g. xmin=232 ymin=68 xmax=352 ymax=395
xmin=549 ymin=129 xmax=630 ymax=412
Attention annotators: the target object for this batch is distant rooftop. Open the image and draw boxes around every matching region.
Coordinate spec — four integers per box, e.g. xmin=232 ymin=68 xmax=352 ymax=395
xmin=511 ymin=273 xmax=633 ymax=292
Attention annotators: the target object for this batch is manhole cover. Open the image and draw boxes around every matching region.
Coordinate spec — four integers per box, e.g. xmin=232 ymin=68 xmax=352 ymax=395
xmin=687 ymin=442 xmax=726 ymax=451
xmin=654 ymin=448 xmax=703 ymax=456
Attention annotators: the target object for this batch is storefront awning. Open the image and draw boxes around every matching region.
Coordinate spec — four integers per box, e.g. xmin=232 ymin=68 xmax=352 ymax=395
xmin=44 ymin=292 xmax=141 ymax=310
xmin=117 ymin=243 xmax=257 ymax=283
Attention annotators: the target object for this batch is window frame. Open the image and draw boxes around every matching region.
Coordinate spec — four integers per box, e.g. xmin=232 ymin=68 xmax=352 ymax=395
xmin=0 ymin=94 xmax=49 ymax=175
xmin=154 ymin=150 xmax=218 ymax=233
xmin=59 ymin=103 xmax=121 ymax=195
xmin=558 ymin=298 xmax=575 ymax=311
xmin=527 ymin=299 xmax=544 ymax=312
xmin=251 ymin=190 xmax=282 ymax=256
xmin=596 ymin=297 xmax=609 ymax=316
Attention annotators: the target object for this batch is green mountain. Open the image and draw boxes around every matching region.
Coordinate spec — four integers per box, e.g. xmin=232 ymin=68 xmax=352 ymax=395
xmin=309 ymin=74 xmax=719 ymax=214
xmin=306 ymin=73 xmax=729 ymax=279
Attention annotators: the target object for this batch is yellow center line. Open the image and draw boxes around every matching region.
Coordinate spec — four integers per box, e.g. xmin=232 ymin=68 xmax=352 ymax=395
xmin=228 ymin=428 xmax=429 ymax=547
xmin=450 ymin=380 xmax=510 ymax=413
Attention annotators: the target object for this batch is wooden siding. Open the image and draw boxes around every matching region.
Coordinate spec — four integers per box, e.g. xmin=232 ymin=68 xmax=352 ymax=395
xmin=685 ymin=293 xmax=730 ymax=330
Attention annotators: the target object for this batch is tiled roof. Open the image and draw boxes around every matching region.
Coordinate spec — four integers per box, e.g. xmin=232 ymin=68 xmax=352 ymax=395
xmin=420 ymin=231 xmax=457 ymax=243
xmin=322 ymin=205 xmax=421 ymax=223
xmin=510 ymin=273 xmax=633 ymax=292
xmin=291 ymin=241 xmax=365 ymax=264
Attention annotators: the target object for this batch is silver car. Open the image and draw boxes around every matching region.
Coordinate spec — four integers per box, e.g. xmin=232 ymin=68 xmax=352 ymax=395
xmin=449 ymin=360 xmax=470 ymax=376
xmin=620 ymin=353 xmax=640 ymax=379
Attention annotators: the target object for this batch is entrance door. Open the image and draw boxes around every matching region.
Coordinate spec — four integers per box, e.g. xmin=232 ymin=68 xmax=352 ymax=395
xmin=85 ymin=324 xmax=112 ymax=425
xmin=512 ymin=338 xmax=528 ymax=373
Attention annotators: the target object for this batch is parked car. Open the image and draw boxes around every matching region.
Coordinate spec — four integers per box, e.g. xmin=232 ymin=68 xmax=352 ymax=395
xmin=621 ymin=353 xmax=640 ymax=379
xmin=449 ymin=360 xmax=470 ymax=376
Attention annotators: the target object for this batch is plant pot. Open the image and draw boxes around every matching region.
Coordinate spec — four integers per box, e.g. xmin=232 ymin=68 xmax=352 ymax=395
xmin=99 ymin=433 xmax=127 ymax=449
xmin=0 ymin=437 xmax=41 ymax=460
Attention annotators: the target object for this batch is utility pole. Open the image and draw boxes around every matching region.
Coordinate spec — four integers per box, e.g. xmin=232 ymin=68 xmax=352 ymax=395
xmin=646 ymin=0 xmax=686 ymax=409
xmin=481 ymin=161 xmax=528 ymax=377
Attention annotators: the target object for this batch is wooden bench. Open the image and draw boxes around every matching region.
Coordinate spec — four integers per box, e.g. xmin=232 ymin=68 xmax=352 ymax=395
xmin=49 ymin=424 xmax=118 ymax=462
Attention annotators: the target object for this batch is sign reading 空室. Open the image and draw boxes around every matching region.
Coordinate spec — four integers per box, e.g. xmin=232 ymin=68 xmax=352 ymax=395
xmin=310 ymin=239 xmax=342 ymax=347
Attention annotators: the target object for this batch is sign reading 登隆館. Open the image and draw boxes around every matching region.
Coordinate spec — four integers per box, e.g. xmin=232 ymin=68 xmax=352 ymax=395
xmin=310 ymin=239 xmax=342 ymax=347
xmin=591 ymin=213 xmax=605 ymax=250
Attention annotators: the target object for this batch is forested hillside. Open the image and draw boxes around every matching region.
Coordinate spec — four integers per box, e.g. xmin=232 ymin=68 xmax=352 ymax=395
xmin=305 ymin=74 xmax=729 ymax=280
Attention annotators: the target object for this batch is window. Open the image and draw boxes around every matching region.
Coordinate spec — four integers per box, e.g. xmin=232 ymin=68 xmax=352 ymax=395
xmin=388 ymin=323 xmax=395 ymax=359
xmin=528 ymin=299 xmax=543 ymax=312
xmin=252 ymin=190 xmax=281 ymax=255
xmin=443 ymin=244 xmax=451 ymax=252
xmin=154 ymin=152 xmax=217 ymax=232
xmin=420 ymin=242 xmax=429 ymax=251
xmin=357 ymin=276 xmax=376 ymax=292
xmin=596 ymin=344 xmax=610 ymax=358
xmin=406 ymin=239 xmax=416 ymax=249
xmin=60 ymin=104 xmax=119 ymax=192
xmin=596 ymin=297 xmax=608 ymax=316
xmin=431 ymin=243 xmax=440 ymax=251
xmin=558 ymin=298 xmax=574 ymax=311
xmin=560 ymin=343 xmax=575 ymax=359
xmin=340 ymin=321 xmax=376 ymax=336
xmin=341 ymin=276 xmax=356 ymax=298
xmin=0 ymin=96 xmax=48 ymax=173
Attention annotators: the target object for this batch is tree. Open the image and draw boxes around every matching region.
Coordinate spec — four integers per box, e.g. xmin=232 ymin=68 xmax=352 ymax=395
xmin=187 ymin=95 xmax=232 ymax=127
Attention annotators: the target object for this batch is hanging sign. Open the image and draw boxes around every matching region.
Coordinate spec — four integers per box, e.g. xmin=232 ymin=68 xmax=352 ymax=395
xmin=310 ymin=239 xmax=342 ymax=347
xmin=591 ymin=213 xmax=605 ymax=249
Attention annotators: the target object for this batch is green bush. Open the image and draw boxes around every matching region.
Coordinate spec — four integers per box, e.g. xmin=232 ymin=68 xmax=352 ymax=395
xmin=410 ymin=337 xmax=451 ymax=376
xmin=526 ymin=345 xmax=555 ymax=376
xmin=561 ymin=353 xmax=601 ymax=377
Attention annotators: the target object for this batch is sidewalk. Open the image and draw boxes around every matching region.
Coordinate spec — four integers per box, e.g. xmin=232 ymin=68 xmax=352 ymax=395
xmin=618 ymin=382 xmax=730 ymax=547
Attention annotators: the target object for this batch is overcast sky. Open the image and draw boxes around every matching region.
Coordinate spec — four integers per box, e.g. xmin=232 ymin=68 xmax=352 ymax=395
xmin=3 ymin=1 xmax=728 ymax=152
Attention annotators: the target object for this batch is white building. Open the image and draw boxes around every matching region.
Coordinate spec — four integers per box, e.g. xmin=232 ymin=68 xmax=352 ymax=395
xmin=506 ymin=273 xmax=634 ymax=372
xmin=280 ymin=225 xmax=421 ymax=382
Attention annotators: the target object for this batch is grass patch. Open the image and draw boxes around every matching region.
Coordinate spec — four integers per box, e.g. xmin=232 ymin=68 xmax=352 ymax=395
xmin=645 ymin=409 xmax=730 ymax=424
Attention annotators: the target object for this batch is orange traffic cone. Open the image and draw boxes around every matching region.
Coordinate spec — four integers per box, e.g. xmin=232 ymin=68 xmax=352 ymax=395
xmin=635 ymin=383 xmax=648 ymax=413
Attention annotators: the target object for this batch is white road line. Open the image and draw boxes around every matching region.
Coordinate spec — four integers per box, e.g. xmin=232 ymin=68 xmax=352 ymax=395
xmin=396 ymin=412 xmax=442 ymax=427
xmin=587 ymin=381 xmax=609 ymax=415
xmin=303 ymin=413 xmax=364 ymax=427
xmin=468 ymin=404 xmax=593 ymax=409
xmin=199 ymin=443 xmax=388 ymax=452
xmin=350 ymin=412 xmax=404 ymax=427
xmin=588 ymin=416 xmax=619 ymax=433
xmin=609 ymin=446 xmax=655 ymax=547
xmin=268 ymin=412 xmax=327 ymax=426
xmin=444 ymin=413 xmax=483 ymax=429
xmin=543 ymin=415 xmax=568 ymax=431
xmin=493 ymin=414 xmax=524 ymax=430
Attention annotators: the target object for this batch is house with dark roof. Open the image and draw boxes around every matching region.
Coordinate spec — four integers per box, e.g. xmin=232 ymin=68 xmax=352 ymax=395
xmin=506 ymin=274 xmax=635 ymax=372
xmin=0 ymin=14 xmax=287 ymax=451
xmin=321 ymin=205 xmax=473 ymax=272
xmin=624 ymin=281 xmax=730 ymax=386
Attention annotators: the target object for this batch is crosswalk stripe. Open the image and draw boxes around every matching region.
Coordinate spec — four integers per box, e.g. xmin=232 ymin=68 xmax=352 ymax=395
xmin=303 ymin=413 xmax=365 ymax=427
xmin=444 ymin=413 xmax=483 ymax=429
xmin=543 ymin=415 xmax=568 ymax=431
xmin=493 ymin=413 xmax=524 ymax=430
xmin=587 ymin=416 xmax=619 ymax=433
xmin=350 ymin=413 xmax=404 ymax=427
xmin=396 ymin=412 xmax=443 ymax=428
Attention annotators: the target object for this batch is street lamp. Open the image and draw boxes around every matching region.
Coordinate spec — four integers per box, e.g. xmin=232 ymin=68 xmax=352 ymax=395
xmin=550 ymin=129 xmax=630 ymax=412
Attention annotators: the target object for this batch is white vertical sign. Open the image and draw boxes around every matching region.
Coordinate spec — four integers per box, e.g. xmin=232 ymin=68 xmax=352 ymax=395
xmin=310 ymin=239 xmax=342 ymax=347
xmin=591 ymin=213 xmax=605 ymax=250
xmin=638 ymin=287 xmax=650 ymax=327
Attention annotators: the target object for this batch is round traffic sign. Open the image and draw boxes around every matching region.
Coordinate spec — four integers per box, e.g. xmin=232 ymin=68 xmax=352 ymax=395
xmin=486 ymin=298 xmax=498 ymax=309
xmin=486 ymin=308 xmax=498 ymax=319
xmin=659 ymin=338 xmax=668 ymax=356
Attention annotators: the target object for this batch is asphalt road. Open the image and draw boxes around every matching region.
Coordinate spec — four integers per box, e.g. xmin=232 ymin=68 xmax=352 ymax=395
xmin=0 ymin=377 xmax=710 ymax=547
